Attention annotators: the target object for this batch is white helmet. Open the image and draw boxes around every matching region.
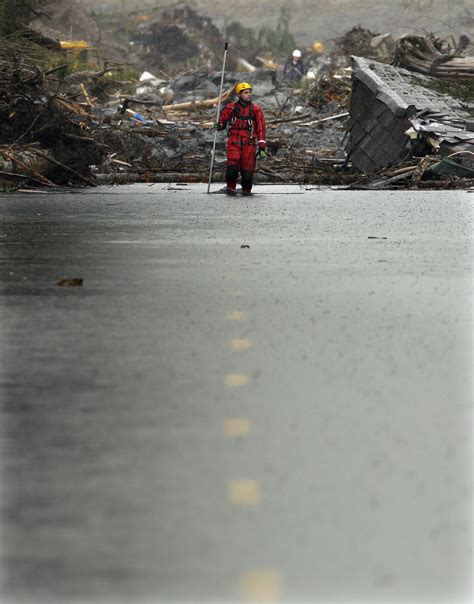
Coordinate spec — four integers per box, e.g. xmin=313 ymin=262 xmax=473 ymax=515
xmin=292 ymin=49 xmax=302 ymax=58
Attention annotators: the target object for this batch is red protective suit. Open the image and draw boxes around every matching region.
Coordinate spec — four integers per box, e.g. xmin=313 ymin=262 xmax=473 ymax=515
xmin=219 ymin=100 xmax=266 ymax=193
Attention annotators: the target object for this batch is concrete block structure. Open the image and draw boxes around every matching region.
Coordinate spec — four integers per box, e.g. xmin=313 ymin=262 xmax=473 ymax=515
xmin=346 ymin=56 xmax=474 ymax=173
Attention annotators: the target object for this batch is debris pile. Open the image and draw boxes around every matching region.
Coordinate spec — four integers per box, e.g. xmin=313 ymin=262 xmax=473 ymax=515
xmin=130 ymin=5 xmax=237 ymax=75
xmin=1 ymin=3 xmax=473 ymax=192
xmin=335 ymin=26 xmax=395 ymax=63
xmin=92 ymin=67 xmax=349 ymax=186
xmin=0 ymin=41 xmax=106 ymax=188
xmin=336 ymin=26 xmax=377 ymax=58
xmin=299 ymin=69 xmax=352 ymax=111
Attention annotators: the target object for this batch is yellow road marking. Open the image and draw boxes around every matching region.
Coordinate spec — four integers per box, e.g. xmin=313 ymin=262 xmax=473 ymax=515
xmin=229 ymin=338 xmax=253 ymax=350
xmin=225 ymin=373 xmax=249 ymax=387
xmin=227 ymin=311 xmax=247 ymax=321
xmin=240 ymin=571 xmax=283 ymax=601
xmin=223 ymin=418 xmax=253 ymax=437
xmin=228 ymin=480 xmax=262 ymax=505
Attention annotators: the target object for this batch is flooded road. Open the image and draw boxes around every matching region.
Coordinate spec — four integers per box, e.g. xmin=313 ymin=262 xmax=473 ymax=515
xmin=0 ymin=184 xmax=472 ymax=603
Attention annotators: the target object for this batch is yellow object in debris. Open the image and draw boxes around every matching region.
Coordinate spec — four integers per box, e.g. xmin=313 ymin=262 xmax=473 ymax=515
xmin=60 ymin=40 xmax=91 ymax=50
xmin=312 ymin=41 xmax=325 ymax=53
xmin=60 ymin=40 xmax=95 ymax=69
xmin=80 ymin=83 xmax=93 ymax=107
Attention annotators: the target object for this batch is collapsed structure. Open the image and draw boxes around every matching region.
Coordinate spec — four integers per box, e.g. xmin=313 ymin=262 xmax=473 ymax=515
xmin=346 ymin=56 xmax=474 ymax=175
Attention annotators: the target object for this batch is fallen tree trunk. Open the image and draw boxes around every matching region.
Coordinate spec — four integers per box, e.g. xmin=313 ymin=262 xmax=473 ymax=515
xmin=95 ymin=172 xmax=215 ymax=184
xmin=163 ymin=86 xmax=235 ymax=112
xmin=18 ymin=25 xmax=62 ymax=51
xmin=0 ymin=148 xmax=57 ymax=186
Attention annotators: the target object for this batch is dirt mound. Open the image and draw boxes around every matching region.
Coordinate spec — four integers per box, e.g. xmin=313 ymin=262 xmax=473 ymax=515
xmin=131 ymin=5 xmax=236 ymax=75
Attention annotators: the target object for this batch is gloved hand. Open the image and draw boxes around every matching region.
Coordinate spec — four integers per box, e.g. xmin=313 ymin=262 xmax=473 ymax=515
xmin=257 ymin=149 xmax=268 ymax=160
xmin=212 ymin=123 xmax=224 ymax=131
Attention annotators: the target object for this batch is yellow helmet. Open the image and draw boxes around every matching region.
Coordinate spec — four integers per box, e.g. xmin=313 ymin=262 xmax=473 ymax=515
xmin=236 ymin=82 xmax=252 ymax=94
xmin=312 ymin=41 xmax=325 ymax=53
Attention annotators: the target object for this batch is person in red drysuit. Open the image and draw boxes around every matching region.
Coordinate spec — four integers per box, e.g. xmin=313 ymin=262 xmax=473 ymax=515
xmin=217 ymin=82 xmax=267 ymax=196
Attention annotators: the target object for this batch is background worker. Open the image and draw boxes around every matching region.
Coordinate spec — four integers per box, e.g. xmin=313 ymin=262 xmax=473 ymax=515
xmin=283 ymin=49 xmax=306 ymax=85
xmin=217 ymin=82 xmax=267 ymax=196
xmin=457 ymin=34 xmax=471 ymax=55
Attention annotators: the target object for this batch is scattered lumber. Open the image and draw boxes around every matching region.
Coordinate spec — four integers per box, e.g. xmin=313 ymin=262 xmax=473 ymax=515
xmin=162 ymin=87 xmax=235 ymax=112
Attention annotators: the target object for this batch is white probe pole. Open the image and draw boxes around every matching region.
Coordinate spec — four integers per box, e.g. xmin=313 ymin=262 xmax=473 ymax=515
xmin=207 ymin=41 xmax=229 ymax=194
